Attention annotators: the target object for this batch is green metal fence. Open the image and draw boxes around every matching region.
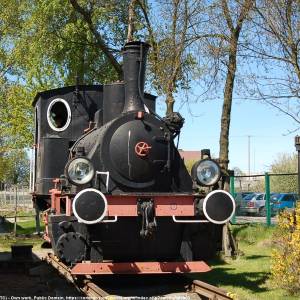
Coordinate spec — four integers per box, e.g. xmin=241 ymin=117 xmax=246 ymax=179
xmin=230 ymin=172 xmax=298 ymax=226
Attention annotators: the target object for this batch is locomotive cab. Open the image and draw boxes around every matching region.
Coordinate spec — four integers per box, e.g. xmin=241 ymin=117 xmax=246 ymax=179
xmin=32 ymin=85 xmax=104 ymax=210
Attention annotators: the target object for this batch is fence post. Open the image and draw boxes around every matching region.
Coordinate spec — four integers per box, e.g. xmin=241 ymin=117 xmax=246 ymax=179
xmin=295 ymin=136 xmax=300 ymax=196
xmin=4 ymin=186 xmax=7 ymax=206
xmin=265 ymin=172 xmax=271 ymax=226
xmin=14 ymin=187 xmax=18 ymax=236
xmin=4 ymin=185 xmax=7 ymax=206
xmin=230 ymin=175 xmax=236 ymax=224
xmin=9 ymin=187 xmax=12 ymax=206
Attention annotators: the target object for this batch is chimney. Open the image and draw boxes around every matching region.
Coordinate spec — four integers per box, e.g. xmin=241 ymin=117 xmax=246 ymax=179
xmin=122 ymin=41 xmax=149 ymax=113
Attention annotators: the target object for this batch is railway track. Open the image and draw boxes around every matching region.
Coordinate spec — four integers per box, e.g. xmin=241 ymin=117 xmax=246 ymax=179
xmin=187 ymin=280 xmax=235 ymax=299
xmin=44 ymin=253 xmax=109 ymax=298
xmin=44 ymin=253 xmax=234 ymax=299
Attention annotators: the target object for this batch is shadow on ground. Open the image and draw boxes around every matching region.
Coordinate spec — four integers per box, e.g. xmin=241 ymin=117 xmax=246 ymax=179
xmin=196 ymin=265 xmax=270 ymax=293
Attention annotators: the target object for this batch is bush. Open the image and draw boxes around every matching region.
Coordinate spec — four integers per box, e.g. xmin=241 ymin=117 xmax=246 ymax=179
xmin=271 ymin=203 xmax=300 ymax=295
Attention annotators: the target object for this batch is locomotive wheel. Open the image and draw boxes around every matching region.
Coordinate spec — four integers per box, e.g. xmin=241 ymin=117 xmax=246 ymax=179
xmin=56 ymin=232 xmax=87 ymax=264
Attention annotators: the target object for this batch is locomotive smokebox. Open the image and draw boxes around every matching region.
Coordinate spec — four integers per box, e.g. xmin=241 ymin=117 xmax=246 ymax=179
xmin=198 ymin=190 xmax=235 ymax=224
xmin=122 ymin=41 xmax=150 ymax=113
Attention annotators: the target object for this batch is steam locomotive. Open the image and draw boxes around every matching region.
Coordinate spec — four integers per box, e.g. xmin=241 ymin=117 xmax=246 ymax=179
xmin=32 ymin=41 xmax=235 ymax=274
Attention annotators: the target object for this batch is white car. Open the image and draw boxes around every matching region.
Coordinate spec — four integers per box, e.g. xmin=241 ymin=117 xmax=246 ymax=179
xmin=240 ymin=193 xmax=275 ymax=216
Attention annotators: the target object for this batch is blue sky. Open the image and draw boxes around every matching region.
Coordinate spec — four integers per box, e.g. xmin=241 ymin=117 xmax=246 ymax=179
xmin=156 ymin=96 xmax=298 ymax=174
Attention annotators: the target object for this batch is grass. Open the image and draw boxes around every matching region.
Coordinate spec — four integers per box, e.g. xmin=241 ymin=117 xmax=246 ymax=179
xmin=195 ymin=224 xmax=299 ymax=300
xmin=0 ymin=207 xmax=36 ymax=218
xmin=0 ymin=217 xmax=45 ymax=251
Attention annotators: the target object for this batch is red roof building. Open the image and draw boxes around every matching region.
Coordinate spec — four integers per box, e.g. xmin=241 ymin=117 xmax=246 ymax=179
xmin=179 ymin=150 xmax=201 ymax=161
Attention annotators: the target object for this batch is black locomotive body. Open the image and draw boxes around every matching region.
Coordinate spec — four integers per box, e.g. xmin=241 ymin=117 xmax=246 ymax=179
xmin=33 ymin=41 xmax=235 ymax=271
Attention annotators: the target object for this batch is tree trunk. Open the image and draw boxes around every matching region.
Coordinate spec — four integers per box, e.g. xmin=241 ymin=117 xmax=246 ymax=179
xmin=166 ymin=93 xmax=175 ymax=115
xmin=127 ymin=0 xmax=137 ymax=42
xmin=73 ymin=39 xmax=85 ymax=84
xmin=219 ymin=38 xmax=238 ymax=191
xmin=78 ymin=43 xmax=85 ymax=84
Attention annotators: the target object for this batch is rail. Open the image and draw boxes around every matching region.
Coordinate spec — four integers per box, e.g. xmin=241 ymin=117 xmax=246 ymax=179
xmin=188 ymin=280 xmax=235 ymax=299
xmin=44 ymin=253 xmax=109 ymax=298
xmin=45 ymin=253 xmax=234 ymax=299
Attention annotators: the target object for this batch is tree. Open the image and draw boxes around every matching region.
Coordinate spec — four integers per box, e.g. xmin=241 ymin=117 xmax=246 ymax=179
xmin=218 ymin=0 xmax=254 ymax=176
xmin=243 ymin=0 xmax=300 ymax=131
xmin=136 ymin=0 xmax=201 ymax=115
xmin=0 ymin=85 xmax=35 ymax=149
xmin=233 ymin=167 xmax=245 ymax=176
xmin=69 ymin=0 xmax=128 ymax=79
xmin=270 ymin=153 xmax=297 ymax=193
xmin=0 ymin=156 xmax=9 ymax=184
xmin=127 ymin=0 xmax=138 ymax=42
xmin=69 ymin=0 xmax=207 ymax=117
xmin=0 ymin=0 xmax=132 ymax=149
xmin=0 ymin=150 xmax=29 ymax=185
xmin=188 ymin=0 xmax=254 ymax=188
xmin=136 ymin=1 xmax=255 ymax=190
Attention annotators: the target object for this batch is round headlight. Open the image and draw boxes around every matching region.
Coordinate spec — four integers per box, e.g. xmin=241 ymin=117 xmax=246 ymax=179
xmin=66 ymin=157 xmax=95 ymax=185
xmin=191 ymin=159 xmax=221 ymax=186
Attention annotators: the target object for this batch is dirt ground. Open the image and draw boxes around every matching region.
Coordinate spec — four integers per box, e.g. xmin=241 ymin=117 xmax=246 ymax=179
xmin=0 ymin=249 xmax=79 ymax=297
xmin=0 ymin=273 xmax=56 ymax=296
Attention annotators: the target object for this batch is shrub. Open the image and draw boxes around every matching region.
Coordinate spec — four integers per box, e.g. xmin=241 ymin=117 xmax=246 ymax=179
xmin=271 ymin=203 xmax=300 ymax=295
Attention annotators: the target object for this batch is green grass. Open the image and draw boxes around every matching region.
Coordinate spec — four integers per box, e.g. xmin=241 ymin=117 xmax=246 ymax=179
xmin=0 ymin=208 xmax=36 ymax=218
xmin=0 ymin=217 xmax=45 ymax=251
xmin=195 ymin=224 xmax=299 ymax=300
xmin=3 ymin=218 xmax=44 ymax=234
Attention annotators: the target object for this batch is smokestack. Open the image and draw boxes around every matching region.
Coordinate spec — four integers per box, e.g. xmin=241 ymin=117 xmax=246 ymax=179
xmin=122 ymin=41 xmax=150 ymax=113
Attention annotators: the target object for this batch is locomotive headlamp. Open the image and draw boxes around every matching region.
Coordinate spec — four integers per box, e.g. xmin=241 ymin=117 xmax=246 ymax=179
xmin=191 ymin=159 xmax=221 ymax=186
xmin=66 ymin=157 xmax=95 ymax=185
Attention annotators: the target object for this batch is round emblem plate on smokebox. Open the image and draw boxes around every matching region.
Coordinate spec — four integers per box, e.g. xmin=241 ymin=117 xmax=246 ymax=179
xmin=72 ymin=188 xmax=107 ymax=224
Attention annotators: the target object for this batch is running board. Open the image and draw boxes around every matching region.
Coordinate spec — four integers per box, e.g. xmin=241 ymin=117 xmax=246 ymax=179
xmin=71 ymin=261 xmax=211 ymax=275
